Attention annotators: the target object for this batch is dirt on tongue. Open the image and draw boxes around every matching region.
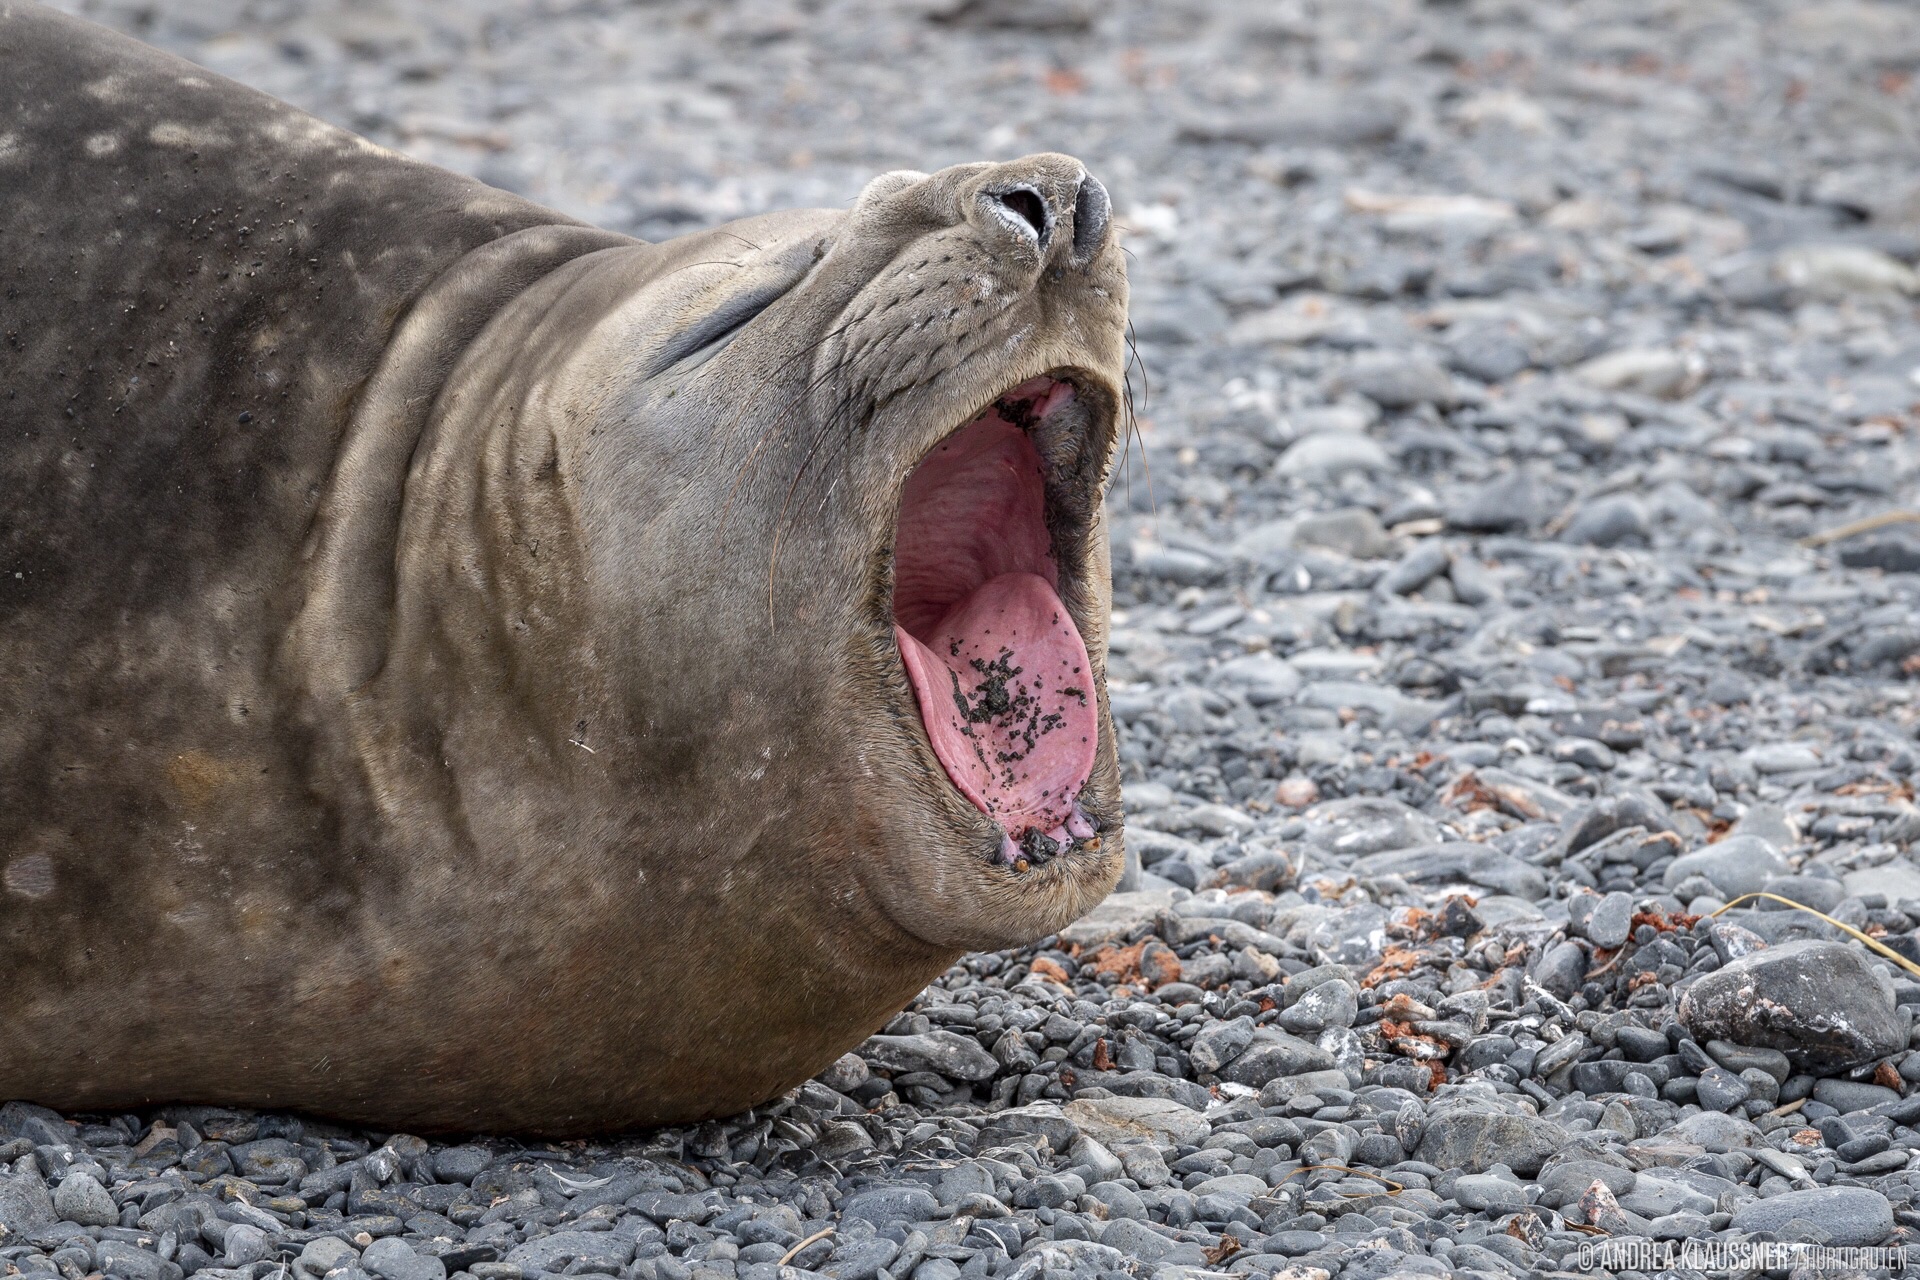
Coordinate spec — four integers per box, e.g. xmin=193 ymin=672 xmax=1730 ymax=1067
xmin=895 ymin=571 xmax=1095 ymax=838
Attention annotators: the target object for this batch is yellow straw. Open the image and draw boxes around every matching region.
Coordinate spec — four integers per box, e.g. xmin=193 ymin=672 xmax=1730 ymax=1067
xmin=1708 ymin=891 xmax=1920 ymax=979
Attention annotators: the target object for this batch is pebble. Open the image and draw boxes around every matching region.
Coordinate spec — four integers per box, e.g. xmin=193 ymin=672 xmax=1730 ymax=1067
xmin=1585 ymin=891 xmax=1635 ymax=950
xmin=1562 ymin=495 xmax=1651 ymax=548
xmin=1451 ymin=1174 xmax=1527 ymax=1214
xmin=51 ymin=1171 xmax=116 ymax=1227
xmin=1274 ymin=432 xmax=1391 ymax=478
xmin=364 ymin=1239 xmax=448 ymax=1280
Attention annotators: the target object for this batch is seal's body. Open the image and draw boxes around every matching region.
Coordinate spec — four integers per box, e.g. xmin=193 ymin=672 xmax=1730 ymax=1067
xmin=0 ymin=3 xmax=1127 ymax=1133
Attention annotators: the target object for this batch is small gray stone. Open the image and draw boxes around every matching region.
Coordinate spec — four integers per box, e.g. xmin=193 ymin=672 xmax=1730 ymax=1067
xmin=363 ymin=1239 xmax=447 ymax=1280
xmin=1695 ymin=1067 xmax=1750 ymax=1113
xmin=1562 ymin=495 xmax=1650 ymax=547
xmin=1210 ymin=654 xmax=1302 ymax=705
xmin=1061 ymin=1097 xmax=1208 ymax=1152
xmin=1755 ymin=875 xmax=1843 ymax=914
xmin=96 ymin=1241 xmax=168 ymax=1280
xmin=1743 ymin=743 xmax=1822 ymax=775
xmin=1533 ymin=939 xmax=1589 ymax=1000
xmin=1114 ymin=1143 xmax=1171 ymax=1189
xmin=1450 ymin=470 xmax=1547 ymax=533
xmin=1445 ymin=323 xmax=1532 ymax=384
xmin=818 ymin=1053 xmax=871 ymax=1093
xmin=1278 ymin=980 xmax=1358 ymax=1034
xmin=1648 ymin=1209 xmax=1715 ymax=1241
xmin=296 ymin=1239 xmax=359 ymax=1280
xmin=1275 ymin=432 xmax=1391 ymax=478
xmin=1291 ymin=508 xmax=1394 ymax=559
xmin=1812 ymin=1078 xmax=1902 ymax=1114
xmin=823 ymin=1237 xmax=899 ymax=1280
xmin=1538 ymin=1161 xmax=1634 ymax=1207
xmin=1302 ymin=796 xmax=1442 ymax=856
xmin=1378 ymin=540 xmax=1453 ymax=597
xmin=504 ymin=1232 xmax=634 ymax=1274
xmin=222 ymin=1225 xmax=269 ymax=1267
xmin=1773 ymin=244 xmax=1919 ymax=299
xmin=1585 ymin=892 xmax=1634 ymax=950
xmin=1258 ymin=1068 xmax=1355 ymax=1107
xmin=1354 ymin=842 xmax=1547 ymax=900
xmin=1097 ymin=1218 xmax=1175 ymax=1264
xmin=1334 ymin=350 xmax=1453 ymax=409
xmin=1452 ymin=1174 xmax=1527 ymax=1213
xmin=1670 ymin=1110 xmax=1762 ymax=1153
xmin=1574 ymin=347 xmax=1699 ymax=399
xmin=430 ymin=1146 xmax=489 ymax=1185
xmin=52 ymin=1172 xmax=116 ymax=1228
xmin=1188 ymin=1016 xmax=1255 ymax=1075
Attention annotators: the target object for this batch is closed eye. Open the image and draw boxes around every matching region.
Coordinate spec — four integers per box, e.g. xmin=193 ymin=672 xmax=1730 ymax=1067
xmin=651 ymin=239 xmax=824 ymax=375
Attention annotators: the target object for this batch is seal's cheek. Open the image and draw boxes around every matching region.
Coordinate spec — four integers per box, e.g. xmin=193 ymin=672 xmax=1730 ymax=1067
xmin=891 ymin=385 xmax=1097 ymax=855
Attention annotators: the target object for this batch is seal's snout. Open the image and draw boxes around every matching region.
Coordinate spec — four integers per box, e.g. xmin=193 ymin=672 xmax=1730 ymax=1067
xmin=961 ymin=155 xmax=1115 ymax=273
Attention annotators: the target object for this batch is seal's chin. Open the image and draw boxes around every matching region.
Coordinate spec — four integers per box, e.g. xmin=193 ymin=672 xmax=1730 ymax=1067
xmin=892 ymin=376 xmax=1102 ymax=870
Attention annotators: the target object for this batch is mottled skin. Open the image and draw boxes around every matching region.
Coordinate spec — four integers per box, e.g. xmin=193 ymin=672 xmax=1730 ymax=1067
xmin=0 ymin=4 xmax=1128 ymax=1133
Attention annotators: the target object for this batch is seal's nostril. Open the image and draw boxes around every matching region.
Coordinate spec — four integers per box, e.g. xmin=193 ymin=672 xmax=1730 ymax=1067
xmin=995 ymin=188 xmax=1049 ymax=244
xmin=1071 ymin=175 xmax=1111 ymax=262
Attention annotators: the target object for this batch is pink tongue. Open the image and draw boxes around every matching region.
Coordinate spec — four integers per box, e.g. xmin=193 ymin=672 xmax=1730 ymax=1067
xmin=895 ymin=572 xmax=1096 ymax=837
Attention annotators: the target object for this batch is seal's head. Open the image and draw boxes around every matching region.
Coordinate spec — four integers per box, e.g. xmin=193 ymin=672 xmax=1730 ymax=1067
xmin=546 ymin=154 xmax=1129 ymax=953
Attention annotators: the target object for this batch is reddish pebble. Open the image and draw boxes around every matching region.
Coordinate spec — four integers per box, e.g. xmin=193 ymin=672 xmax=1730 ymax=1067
xmin=1275 ymin=776 xmax=1318 ymax=807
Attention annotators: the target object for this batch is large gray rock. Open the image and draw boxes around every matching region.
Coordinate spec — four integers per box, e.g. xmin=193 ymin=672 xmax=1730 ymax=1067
xmin=972 ymin=1104 xmax=1078 ymax=1155
xmin=839 ymin=1184 xmax=941 ymax=1227
xmin=1678 ymin=940 xmax=1904 ymax=1073
xmin=1061 ymin=1097 xmax=1208 ymax=1152
xmin=1060 ymin=889 xmax=1177 ymax=948
xmin=1355 ymin=842 xmax=1548 ymax=900
xmin=1333 ymin=351 xmax=1453 ymax=409
xmin=860 ymin=1031 xmax=1000 ymax=1082
xmin=1729 ymin=1186 xmax=1894 ymax=1246
xmin=361 ymin=1239 xmax=447 ymax=1280
xmin=1275 ymin=432 xmax=1392 ymax=478
xmin=1416 ymin=1107 xmax=1567 ymax=1175
xmin=0 ymin=1170 xmax=54 ymax=1237
xmin=1661 ymin=835 xmax=1790 ymax=899
xmin=1302 ymin=797 xmax=1442 ymax=856
xmin=1215 ymin=1030 xmax=1337 ymax=1087
xmin=504 ymin=1232 xmax=635 ymax=1273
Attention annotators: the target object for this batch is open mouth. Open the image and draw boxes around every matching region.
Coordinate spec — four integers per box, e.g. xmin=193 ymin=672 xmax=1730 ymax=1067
xmin=891 ymin=376 xmax=1104 ymax=871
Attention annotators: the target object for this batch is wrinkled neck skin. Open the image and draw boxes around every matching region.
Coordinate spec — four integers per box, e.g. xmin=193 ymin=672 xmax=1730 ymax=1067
xmin=287 ymin=160 xmax=1129 ymax=1088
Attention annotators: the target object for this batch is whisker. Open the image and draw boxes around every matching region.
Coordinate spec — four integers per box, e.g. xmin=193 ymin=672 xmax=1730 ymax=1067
xmin=1123 ymin=318 xmax=1155 ymax=517
xmin=766 ymin=375 xmax=865 ymax=628
xmin=715 ymin=318 xmax=867 ymax=538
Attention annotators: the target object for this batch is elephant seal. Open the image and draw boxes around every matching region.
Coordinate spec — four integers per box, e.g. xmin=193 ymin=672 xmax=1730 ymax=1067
xmin=0 ymin=3 xmax=1127 ymax=1134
